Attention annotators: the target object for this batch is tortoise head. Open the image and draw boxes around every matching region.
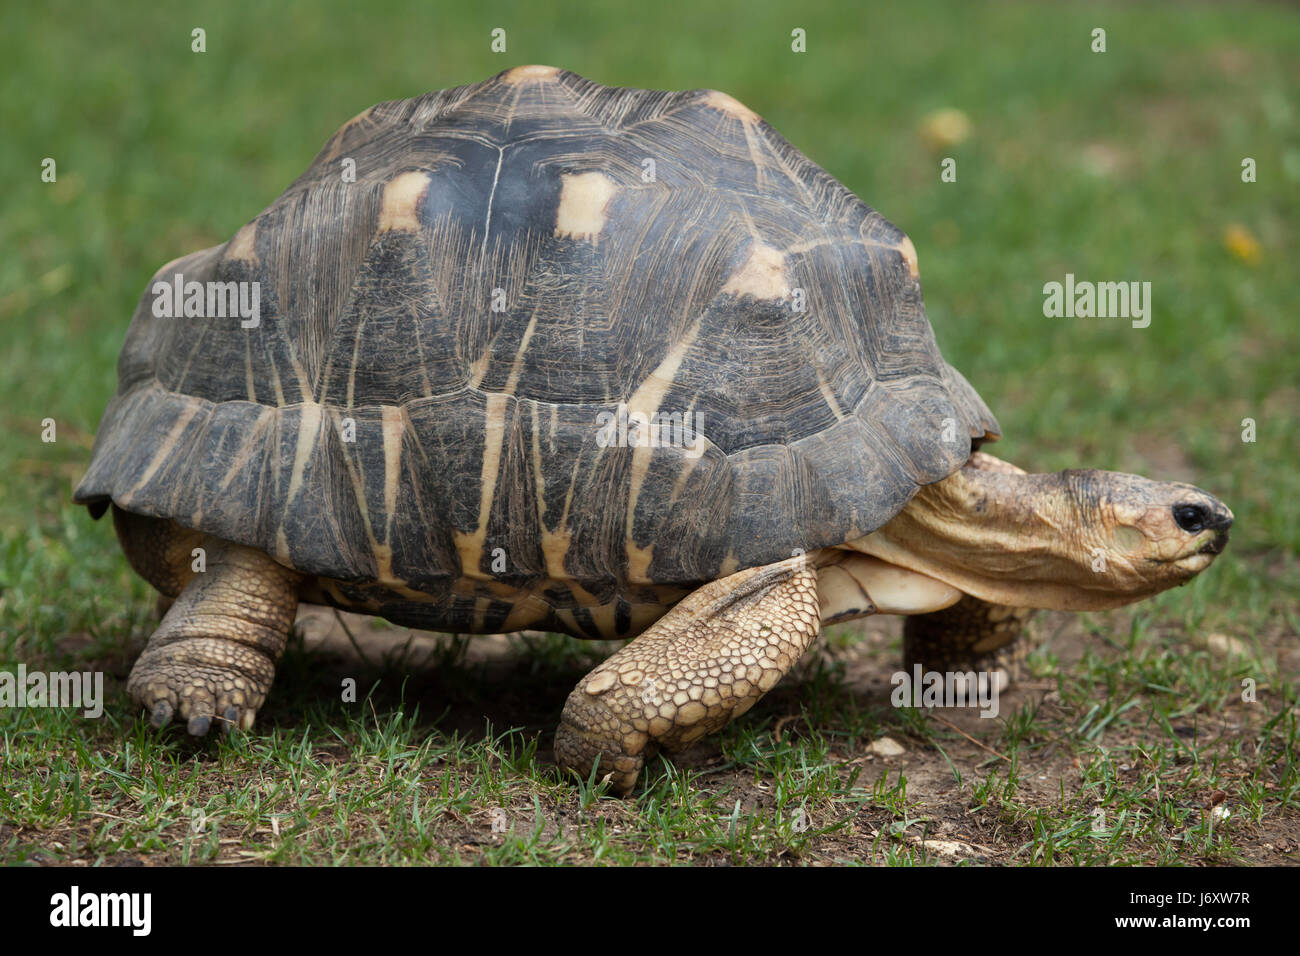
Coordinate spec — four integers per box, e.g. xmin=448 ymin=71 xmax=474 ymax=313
xmin=852 ymin=452 xmax=1233 ymax=611
xmin=1070 ymin=468 xmax=1232 ymax=580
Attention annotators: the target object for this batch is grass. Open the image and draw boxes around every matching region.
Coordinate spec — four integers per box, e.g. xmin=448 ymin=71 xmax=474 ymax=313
xmin=1 ymin=0 xmax=1297 ymax=865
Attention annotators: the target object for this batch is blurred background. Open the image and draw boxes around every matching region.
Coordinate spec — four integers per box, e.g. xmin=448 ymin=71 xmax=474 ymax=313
xmin=2 ymin=0 xmax=1296 ymax=637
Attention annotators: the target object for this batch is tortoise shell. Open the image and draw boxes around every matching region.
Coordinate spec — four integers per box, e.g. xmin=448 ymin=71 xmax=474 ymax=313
xmin=75 ymin=65 xmax=998 ymax=633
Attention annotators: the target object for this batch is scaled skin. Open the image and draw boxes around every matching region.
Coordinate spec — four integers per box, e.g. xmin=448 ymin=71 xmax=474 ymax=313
xmin=554 ymin=557 xmax=821 ymax=794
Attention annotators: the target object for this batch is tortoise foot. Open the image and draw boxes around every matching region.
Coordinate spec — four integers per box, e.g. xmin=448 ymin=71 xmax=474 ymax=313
xmin=124 ymin=528 xmax=302 ymax=737
xmin=130 ymin=638 xmax=273 ymax=735
xmin=554 ymin=695 xmax=648 ymax=796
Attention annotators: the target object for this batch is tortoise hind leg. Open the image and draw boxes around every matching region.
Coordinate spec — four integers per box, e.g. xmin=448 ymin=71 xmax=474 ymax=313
xmin=112 ymin=506 xmax=205 ymax=600
xmin=903 ymin=594 xmax=1037 ymax=687
xmin=555 ymin=556 xmax=821 ymax=795
xmin=127 ymin=534 xmax=302 ymax=735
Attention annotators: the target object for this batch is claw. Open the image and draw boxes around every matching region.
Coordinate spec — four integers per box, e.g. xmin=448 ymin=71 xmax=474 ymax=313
xmin=187 ymin=715 xmax=212 ymax=736
xmin=222 ymin=706 xmax=240 ymax=733
xmin=150 ymin=701 xmax=174 ymax=727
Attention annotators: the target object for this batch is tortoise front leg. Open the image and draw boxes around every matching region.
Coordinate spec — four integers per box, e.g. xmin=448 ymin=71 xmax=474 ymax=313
xmin=128 ymin=537 xmax=302 ymax=735
xmin=554 ymin=556 xmax=820 ymax=795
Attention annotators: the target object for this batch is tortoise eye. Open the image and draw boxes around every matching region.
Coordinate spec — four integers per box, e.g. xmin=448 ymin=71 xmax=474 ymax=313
xmin=1172 ymin=504 xmax=1207 ymax=534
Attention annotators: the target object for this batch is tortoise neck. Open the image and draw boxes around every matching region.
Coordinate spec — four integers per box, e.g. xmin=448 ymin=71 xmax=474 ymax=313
xmin=847 ymin=456 xmax=1130 ymax=611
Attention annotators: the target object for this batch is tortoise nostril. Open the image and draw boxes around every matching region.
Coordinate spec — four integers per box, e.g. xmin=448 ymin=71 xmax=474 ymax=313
xmin=1173 ymin=504 xmax=1208 ymax=534
xmin=1210 ymin=507 xmax=1234 ymax=532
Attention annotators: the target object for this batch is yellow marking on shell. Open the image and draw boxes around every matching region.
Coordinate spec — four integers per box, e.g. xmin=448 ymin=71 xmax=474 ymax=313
xmin=275 ymin=527 xmax=291 ymax=563
xmin=718 ymin=553 xmax=741 ymax=576
xmin=121 ymin=404 xmax=200 ymax=505
xmin=502 ymin=64 xmax=562 ymax=84
xmin=379 ymin=405 xmax=404 ymax=518
xmin=897 ymin=235 xmax=920 ymax=278
xmin=784 ymin=236 xmax=865 ymax=256
xmin=345 ymin=325 xmax=363 ymax=407
xmin=549 ymin=494 xmax=580 ymax=578
xmin=816 ymin=369 xmax=845 ymax=420
xmin=370 ymin=543 xmax=398 ymax=587
xmin=323 ymin=107 xmax=376 ymax=161
xmin=531 ymin=404 xmax=574 ymax=581
xmin=377 ymin=171 xmax=430 ymax=233
xmin=552 ymin=608 xmax=585 ymax=637
xmin=468 ymin=350 xmax=492 ymax=390
xmin=324 ymin=407 xmax=410 ymax=591
xmin=226 ymin=223 xmax=258 ymax=262
xmin=259 ymin=358 xmax=286 ymax=407
xmin=623 ymin=316 xmax=704 ymax=583
xmin=310 ymin=569 xmax=687 ymax=641
xmin=566 ymin=580 xmax=609 ymax=610
xmin=625 ymin=317 xmax=703 ymax=422
xmin=554 ymin=172 xmax=618 ymax=243
xmin=583 ymin=602 xmax=620 ymax=638
xmin=218 ymin=407 xmax=273 ymax=492
xmin=701 ymin=90 xmax=761 ymax=124
xmin=660 ymin=435 xmax=705 ymax=516
xmin=700 ymin=89 xmax=769 ymax=184
xmin=286 ymin=352 xmax=316 ymax=404
xmin=499 ymin=590 xmax=555 ymax=632
xmin=503 ymin=313 xmax=539 ymax=396
xmin=721 ymin=242 xmax=787 ymax=299
xmin=741 ymin=118 xmax=770 ymax=189
xmin=286 ymin=401 xmax=324 ymax=504
xmin=244 ymin=336 xmax=258 ymax=402
xmin=453 ymin=393 xmax=510 ymax=578
xmin=373 ymin=404 xmax=406 ymax=582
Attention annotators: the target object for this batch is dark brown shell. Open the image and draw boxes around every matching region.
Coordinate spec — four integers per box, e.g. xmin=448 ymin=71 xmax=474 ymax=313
xmin=75 ymin=66 xmax=998 ymax=602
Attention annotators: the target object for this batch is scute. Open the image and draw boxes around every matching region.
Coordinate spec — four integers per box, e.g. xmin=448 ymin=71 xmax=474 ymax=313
xmin=76 ymin=66 xmax=999 ymax=597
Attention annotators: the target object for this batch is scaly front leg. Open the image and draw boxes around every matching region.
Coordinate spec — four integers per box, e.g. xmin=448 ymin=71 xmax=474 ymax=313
xmin=554 ymin=556 xmax=821 ymax=795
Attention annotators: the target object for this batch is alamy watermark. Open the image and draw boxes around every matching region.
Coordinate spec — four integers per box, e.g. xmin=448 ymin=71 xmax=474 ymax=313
xmin=151 ymin=273 xmax=261 ymax=328
xmin=890 ymin=664 xmax=1000 ymax=718
xmin=0 ymin=664 xmax=103 ymax=718
xmin=49 ymin=886 xmax=150 ymax=936
xmin=1043 ymin=273 xmax=1151 ymax=328
xmin=596 ymin=402 xmax=706 ymax=458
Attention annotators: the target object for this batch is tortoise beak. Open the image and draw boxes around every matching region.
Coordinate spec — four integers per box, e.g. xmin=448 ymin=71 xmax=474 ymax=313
xmin=1198 ymin=531 xmax=1229 ymax=555
xmin=1197 ymin=502 xmax=1233 ymax=555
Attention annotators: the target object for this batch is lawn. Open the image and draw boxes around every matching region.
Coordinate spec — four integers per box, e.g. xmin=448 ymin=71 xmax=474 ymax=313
xmin=1 ymin=0 xmax=1297 ymax=865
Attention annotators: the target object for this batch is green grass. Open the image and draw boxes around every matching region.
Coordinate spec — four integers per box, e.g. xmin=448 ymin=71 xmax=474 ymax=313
xmin=2 ymin=0 xmax=1297 ymax=866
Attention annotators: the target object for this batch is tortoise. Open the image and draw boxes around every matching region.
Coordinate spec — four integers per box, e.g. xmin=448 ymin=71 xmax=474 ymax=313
xmin=75 ymin=65 xmax=1232 ymax=794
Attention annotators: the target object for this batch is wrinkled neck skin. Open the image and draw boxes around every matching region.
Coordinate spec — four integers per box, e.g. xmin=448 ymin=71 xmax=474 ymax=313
xmin=849 ymin=459 xmax=1185 ymax=611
